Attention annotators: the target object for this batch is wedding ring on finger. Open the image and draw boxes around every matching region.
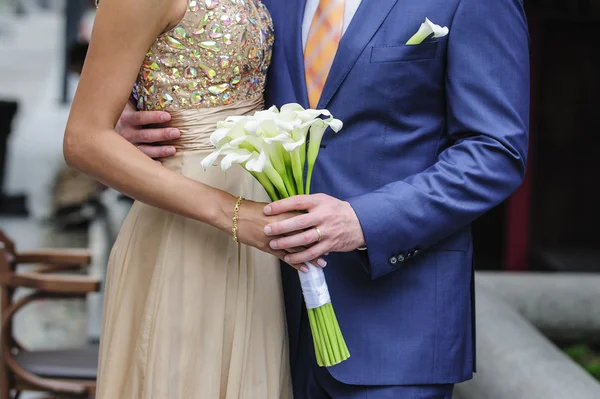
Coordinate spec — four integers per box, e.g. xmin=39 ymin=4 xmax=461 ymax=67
xmin=315 ymin=227 xmax=323 ymax=243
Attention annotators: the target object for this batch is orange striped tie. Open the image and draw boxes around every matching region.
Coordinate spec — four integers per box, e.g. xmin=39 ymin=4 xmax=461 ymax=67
xmin=304 ymin=0 xmax=346 ymax=109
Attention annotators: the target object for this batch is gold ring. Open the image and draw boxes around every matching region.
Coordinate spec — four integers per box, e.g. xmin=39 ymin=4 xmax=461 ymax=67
xmin=315 ymin=227 xmax=323 ymax=242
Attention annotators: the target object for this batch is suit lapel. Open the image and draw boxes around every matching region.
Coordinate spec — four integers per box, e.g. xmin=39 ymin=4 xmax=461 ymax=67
xmin=317 ymin=0 xmax=400 ymax=109
xmin=283 ymin=0 xmax=310 ymax=108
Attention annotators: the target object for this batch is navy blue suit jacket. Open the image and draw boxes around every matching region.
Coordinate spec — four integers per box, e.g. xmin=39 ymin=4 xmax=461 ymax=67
xmin=262 ymin=0 xmax=530 ymax=386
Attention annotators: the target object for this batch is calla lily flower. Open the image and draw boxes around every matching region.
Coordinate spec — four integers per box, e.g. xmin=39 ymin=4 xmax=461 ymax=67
xmin=305 ymin=117 xmax=342 ymax=193
xmin=209 ymin=121 xmax=248 ymax=147
xmin=406 ymin=18 xmax=449 ymax=45
xmin=200 ymin=143 xmax=232 ymax=169
xmin=220 ymin=148 xmax=254 ymax=171
xmin=245 ymin=149 xmax=268 ymax=172
xmin=202 ymin=104 xmax=342 ymax=198
xmin=243 ymin=150 xmax=279 ymax=201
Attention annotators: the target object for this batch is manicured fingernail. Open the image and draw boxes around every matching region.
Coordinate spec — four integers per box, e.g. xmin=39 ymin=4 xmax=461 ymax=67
xmin=325 ymin=253 xmax=330 ymax=256
xmin=161 ymin=113 xmax=170 ymax=122
xmin=300 ymin=266 xmax=309 ymax=273
xmin=264 ymin=226 xmax=272 ymax=235
xmin=264 ymin=205 xmax=272 ymax=215
xmin=165 ymin=147 xmax=176 ymax=156
xmin=270 ymin=240 xmax=278 ymax=249
xmin=169 ymin=129 xmax=179 ymax=138
xmin=317 ymin=259 xmax=327 ymax=267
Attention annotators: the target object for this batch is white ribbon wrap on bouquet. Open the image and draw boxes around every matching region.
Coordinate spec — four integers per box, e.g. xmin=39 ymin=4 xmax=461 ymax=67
xmin=299 ymin=261 xmax=331 ymax=309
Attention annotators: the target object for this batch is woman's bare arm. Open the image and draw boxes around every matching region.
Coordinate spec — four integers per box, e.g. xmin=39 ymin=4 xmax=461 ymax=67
xmin=63 ymin=0 xmax=290 ymax=260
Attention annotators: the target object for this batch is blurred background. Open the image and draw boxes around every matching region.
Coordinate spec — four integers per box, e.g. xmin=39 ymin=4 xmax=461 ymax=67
xmin=0 ymin=0 xmax=598 ymax=398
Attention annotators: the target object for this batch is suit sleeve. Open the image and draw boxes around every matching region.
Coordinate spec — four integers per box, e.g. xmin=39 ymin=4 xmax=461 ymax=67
xmin=347 ymin=0 xmax=530 ymax=279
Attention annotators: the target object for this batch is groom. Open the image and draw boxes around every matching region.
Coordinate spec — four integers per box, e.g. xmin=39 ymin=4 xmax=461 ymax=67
xmin=119 ymin=0 xmax=530 ymax=397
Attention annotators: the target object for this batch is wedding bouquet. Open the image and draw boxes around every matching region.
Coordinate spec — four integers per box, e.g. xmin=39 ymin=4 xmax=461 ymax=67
xmin=201 ymin=103 xmax=349 ymax=367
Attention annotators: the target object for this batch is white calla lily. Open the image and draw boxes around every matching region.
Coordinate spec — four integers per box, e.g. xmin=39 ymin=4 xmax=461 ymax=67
xmin=245 ymin=149 xmax=268 ymax=172
xmin=305 ymin=117 xmax=343 ymax=193
xmin=243 ymin=150 xmax=281 ymax=201
xmin=200 ymin=144 xmax=231 ymax=169
xmin=209 ymin=127 xmax=233 ymax=147
xmin=243 ymin=119 xmax=260 ymax=136
xmin=209 ymin=122 xmax=248 ymax=147
xmin=328 ymin=117 xmax=343 ymax=133
xmin=251 ymin=106 xmax=280 ymax=124
xmin=406 ymin=17 xmax=449 ymax=45
xmin=256 ymin=119 xmax=280 ymax=138
xmin=280 ymin=103 xmax=304 ymax=113
xmin=299 ymin=109 xmax=331 ymax=123
xmin=273 ymin=118 xmax=299 ymax=132
xmin=203 ymin=102 xmax=342 ymax=197
xmin=286 ymin=129 xmax=307 ymax=193
xmin=282 ymin=135 xmax=305 ymax=152
xmin=263 ymin=132 xmax=292 ymax=145
xmin=220 ymin=148 xmax=254 ymax=171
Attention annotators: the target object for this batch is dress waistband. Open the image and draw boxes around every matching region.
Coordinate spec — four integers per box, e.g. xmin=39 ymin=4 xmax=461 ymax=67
xmin=160 ymin=96 xmax=264 ymax=151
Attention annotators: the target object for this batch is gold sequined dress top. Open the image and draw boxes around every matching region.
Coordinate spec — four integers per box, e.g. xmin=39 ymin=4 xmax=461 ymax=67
xmin=132 ymin=0 xmax=273 ymax=111
xmin=95 ymin=1 xmax=292 ymax=398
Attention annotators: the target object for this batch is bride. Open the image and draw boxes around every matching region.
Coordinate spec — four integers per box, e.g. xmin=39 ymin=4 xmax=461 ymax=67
xmin=63 ymin=0 xmax=302 ymax=397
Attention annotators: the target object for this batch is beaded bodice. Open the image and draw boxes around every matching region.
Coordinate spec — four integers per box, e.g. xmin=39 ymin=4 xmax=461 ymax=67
xmin=132 ymin=0 xmax=274 ymax=111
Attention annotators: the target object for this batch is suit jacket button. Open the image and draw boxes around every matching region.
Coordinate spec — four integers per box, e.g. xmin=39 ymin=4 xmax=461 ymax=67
xmin=397 ymin=254 xmax=406 ymax=263
xmin=389 ymin=256 xmax=398 ymax=265
xmin=413 ymin=249 xmax=420 ymax=256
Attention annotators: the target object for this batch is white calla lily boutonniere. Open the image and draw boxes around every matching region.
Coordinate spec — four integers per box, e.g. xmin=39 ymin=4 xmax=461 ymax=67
xmin=406 ymin=18 xmax=449 ymax=45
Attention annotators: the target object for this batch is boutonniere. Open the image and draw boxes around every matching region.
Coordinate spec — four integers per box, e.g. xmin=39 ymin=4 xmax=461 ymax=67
xmin=406 ymin=18 xmax=449 ymax=45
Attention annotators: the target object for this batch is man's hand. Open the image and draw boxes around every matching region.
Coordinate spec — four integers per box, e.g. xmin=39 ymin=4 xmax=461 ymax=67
xmin=263 ymin=194 xmax=366 ymax=265
xmin=117 ymin=103 xmax=181 ymax=159
xmin=237 ymin=200 xmax=325 ymax=272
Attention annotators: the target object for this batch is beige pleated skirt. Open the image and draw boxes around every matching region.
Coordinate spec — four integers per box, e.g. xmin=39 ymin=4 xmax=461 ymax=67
xmin=95 ymin=99 xmax=292 ymax=399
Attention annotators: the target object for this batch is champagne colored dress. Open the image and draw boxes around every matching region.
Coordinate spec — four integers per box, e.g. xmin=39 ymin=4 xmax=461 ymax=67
xmin=95 ymin=1 xmax=292 ymax=398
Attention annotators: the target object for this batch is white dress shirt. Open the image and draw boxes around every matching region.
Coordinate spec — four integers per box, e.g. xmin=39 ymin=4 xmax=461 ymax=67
xmin=302 ymin=0 xmax=363 ymax=50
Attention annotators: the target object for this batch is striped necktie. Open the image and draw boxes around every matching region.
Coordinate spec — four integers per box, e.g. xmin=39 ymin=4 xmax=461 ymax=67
xmin=304 ymin=0 xmax=346 ymax=109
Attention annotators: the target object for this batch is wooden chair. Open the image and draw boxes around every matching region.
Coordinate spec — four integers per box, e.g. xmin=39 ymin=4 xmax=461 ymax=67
xmin=0 ymin=230 xmax=100 ymax=399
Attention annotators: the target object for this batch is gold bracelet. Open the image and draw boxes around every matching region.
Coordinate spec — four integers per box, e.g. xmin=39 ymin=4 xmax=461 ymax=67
xmin=232 ymin=196 xmax=244 ymax=243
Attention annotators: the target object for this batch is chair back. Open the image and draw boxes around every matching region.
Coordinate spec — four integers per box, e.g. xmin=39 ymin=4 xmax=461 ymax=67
xmin=0 ymin=229 xmax=98 ymax=399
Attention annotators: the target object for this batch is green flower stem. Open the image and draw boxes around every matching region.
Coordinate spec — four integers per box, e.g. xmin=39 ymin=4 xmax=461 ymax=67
xmin=317 ymin=307 xmax=335 ymax=361
xmin=305 ymin=124 xmax=327 ymax=195
xmin=249 ymin=171 xmax=279 ymax=201
xmin=330 ymin=305 xmax=350 ymax=358
xmin=323 ymin=306 xmax=342 ymax=361
xmin=307 ymin=303 xmax=350 ymax=367
xmin=264 ymin=164 xmax=289 ymax=198
xmin=282 ymin=151 xmax=297 ymax=196
xmin=406 ymin=32 xmax=429 ymax=45
xmin=300 ymin=141 xmax=306 ymax=172
xmin=305 ymin=164 xmax=314 ymax=195
xmin=268 ymin=146 xmax=296 ymax=197
xmin=290 ymin=149 xmax=304 ymax=195
xmin=280 ymin=170 xmax=296 ymax=197
xmin=315 ymin=308 xmax=332 ymax=365
xmin=286 ymin=169 xmax=297 ymax=196
xmin=307 ymin=309 xmax=324 ymax=366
